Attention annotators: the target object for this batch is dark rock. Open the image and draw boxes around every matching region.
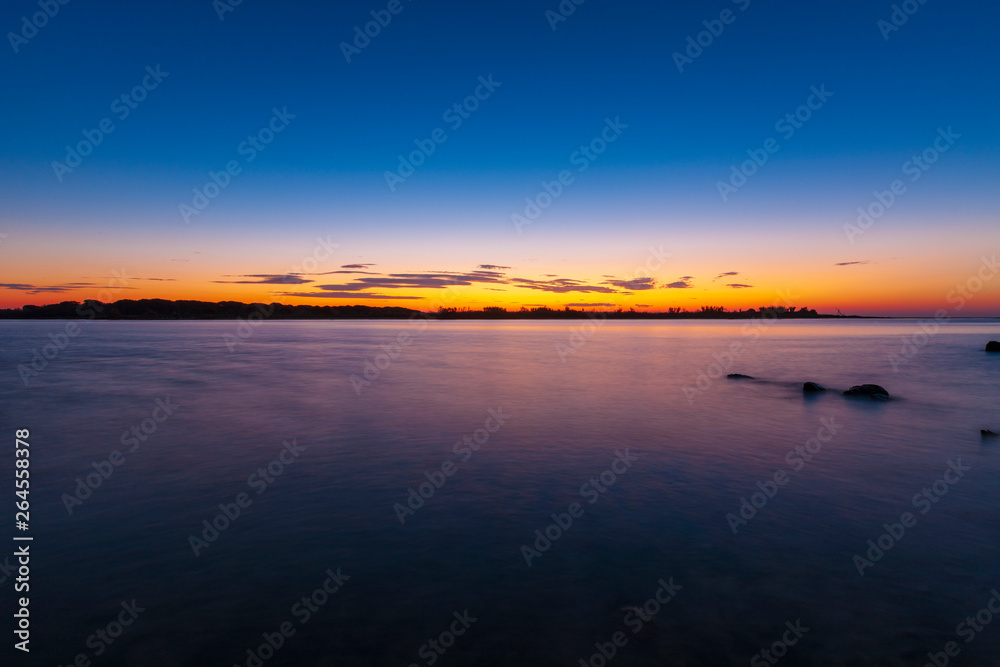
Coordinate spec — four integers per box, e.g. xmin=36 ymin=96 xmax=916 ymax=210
xmin=843 ymin=384 xmax=890 ymax=400
xmin=982 ymin=429 xmax=999 ymax=437
xmin=803 ymin=382 xmax=826 ymax=393
xmin=986 ymin=341 xmax=1000 ymax=352
xmin=727 ymin=373 xmax=754 ymax=379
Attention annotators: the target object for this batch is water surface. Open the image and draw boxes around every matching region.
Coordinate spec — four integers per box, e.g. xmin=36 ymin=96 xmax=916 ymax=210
xmin=1 ymin=319 xmax=999 ymax=666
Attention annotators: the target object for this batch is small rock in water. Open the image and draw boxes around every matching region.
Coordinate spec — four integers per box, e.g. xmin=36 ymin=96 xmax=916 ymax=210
xmin=982 ymin=429 xmax=999 ymax=437
xmin=986 ymin=341 xmax=1000 ymax=352
xmin=843 ymin=384 xmax=890 ymax=400
xmin=727 ymin=373 xmax=754 ymax=379
xmin=803 ymin=382 xmax=826 ymax=393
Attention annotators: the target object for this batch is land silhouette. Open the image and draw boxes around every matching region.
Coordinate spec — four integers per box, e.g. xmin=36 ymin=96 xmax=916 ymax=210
xmin=0 ymin=299 xmax=842 ymax=320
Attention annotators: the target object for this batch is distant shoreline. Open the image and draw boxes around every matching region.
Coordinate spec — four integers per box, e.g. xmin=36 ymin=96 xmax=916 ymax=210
xmin=0 ymin=298 xmax=984 ymax=320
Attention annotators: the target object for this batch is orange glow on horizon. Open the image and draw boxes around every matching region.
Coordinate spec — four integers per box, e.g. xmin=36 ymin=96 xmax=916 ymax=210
xmin=2 ymin=228 xmax=997 ymax=316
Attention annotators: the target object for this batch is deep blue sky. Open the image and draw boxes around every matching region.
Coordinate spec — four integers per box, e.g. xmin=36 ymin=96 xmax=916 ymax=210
xmin=4 ymin=0 xmax=998 ymax=173
xmin=1 ymin=0 xmax=998 ymax=313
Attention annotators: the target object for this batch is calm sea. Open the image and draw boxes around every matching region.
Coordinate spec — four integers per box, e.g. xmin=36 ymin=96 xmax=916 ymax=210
xmin=1 ymin=319 xmax=999 ymax=666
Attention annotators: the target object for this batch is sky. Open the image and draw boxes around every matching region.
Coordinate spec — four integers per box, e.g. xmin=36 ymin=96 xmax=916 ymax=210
xmin=0 ymin=0 xmax=998 ymax=316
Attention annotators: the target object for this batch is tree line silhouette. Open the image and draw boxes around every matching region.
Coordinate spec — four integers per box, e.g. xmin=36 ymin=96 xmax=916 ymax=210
xmin=0 ymin=299 xmax=836 ymax=320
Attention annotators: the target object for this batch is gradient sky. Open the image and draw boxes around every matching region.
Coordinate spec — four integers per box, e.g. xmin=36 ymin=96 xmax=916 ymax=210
xmin=1 ymin=0 xmax=998 ymax=315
